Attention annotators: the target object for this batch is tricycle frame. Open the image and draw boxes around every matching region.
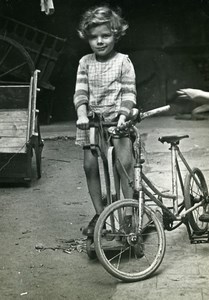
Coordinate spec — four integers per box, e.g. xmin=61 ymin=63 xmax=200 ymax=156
xmin=91 ymin=106 xmax=209 ymax=282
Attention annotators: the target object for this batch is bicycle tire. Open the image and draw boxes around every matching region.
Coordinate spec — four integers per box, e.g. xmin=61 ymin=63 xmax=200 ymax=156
xmin=184 ymin=168 xmax=209 ymax=234
xmin=86 ymin=237 xmax=97 ymax=259
xmin=94 ymin=199 xmax=166 ymax=282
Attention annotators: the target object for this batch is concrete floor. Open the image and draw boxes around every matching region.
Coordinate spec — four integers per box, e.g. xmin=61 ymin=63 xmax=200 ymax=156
xmin=40 ymin=115 xmax=209 ymax=300
xmin=0 ymin=115 xmax=209 ymax=299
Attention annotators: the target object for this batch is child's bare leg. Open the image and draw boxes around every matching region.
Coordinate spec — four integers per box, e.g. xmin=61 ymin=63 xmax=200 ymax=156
xmin=113 ymin=137 xmax=134 ymax=219
xmin=83 ymin=148 xmax=103 ymax=214
xmin=112 ymin=137 xmax=134 ymax=199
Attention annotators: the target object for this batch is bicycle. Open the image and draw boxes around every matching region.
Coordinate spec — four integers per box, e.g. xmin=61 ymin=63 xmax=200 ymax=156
xmin=87 ymin=105 xmax=209 ymax=282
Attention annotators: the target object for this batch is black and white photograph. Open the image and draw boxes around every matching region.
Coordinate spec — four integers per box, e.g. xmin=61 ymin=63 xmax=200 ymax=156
xmin=0 ymin=0 xmax=209 ymax=299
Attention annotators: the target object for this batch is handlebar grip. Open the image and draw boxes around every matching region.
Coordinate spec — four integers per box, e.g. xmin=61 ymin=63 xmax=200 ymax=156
xmin=81 ymin=105 xmax=170 ymax=129
xmin=140 ymin=105 xmax=170 ymax=120
xmin=116 ymin=120 xmax=133 ymax=132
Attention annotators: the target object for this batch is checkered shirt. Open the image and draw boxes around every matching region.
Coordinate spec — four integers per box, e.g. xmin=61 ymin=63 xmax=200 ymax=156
xmin=74 ymin=52 xmax=136 ymax=146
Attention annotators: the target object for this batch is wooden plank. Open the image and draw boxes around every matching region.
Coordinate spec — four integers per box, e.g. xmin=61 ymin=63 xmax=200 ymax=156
xmin=0 ymin=137 xmax=27 ymax=147
xmin=0 ymin=123 xmax=27 ymax=130
xmin=0 ymin=86 xmax=29 ymax=109
xmin=0 ymin=137 xmax=27 ymax=153
xmin=0 ymin=117 xmax=28 ymax=123
xmin=0 ymin=109 xmax=28 ymax=122
xmin=0 ymin=148 xmax=26 ymax=153
xmin=0 ymin=109 xmax=28 ymax=138
xmin=0 ymin=128 xmax=27 ymax=138
xmin=0 ymin=108 xmax=28 ymax=113
xmin=0 ymin=85 xmax=30 ymax=87
xmin=0 ymin=109 xmax=28 ymax=115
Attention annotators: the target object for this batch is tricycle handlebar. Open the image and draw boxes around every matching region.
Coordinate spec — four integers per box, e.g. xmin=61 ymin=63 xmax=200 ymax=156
xmin=140 ymin=105 xmax=170 ymax=120
xmin=88 ymin=105 xmax=170 ymax=129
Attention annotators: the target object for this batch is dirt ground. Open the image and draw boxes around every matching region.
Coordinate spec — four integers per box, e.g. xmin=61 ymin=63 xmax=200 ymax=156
xmin=0 ymin=138 xmax=117 ymax=300
xmin=1 ymin=116 xmax=209 ymax=300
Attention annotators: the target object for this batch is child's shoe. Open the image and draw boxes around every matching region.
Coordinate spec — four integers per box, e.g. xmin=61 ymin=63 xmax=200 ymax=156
xmin=82 ymin=214 xmax=99 ymax=236
xmin=199 ymin=213 xmax=209 ymax=222
xmin=122 ymin=215 xmax=133 ymax=234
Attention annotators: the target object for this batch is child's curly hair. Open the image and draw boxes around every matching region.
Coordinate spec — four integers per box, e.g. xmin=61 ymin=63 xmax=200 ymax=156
xmin=78 ymin=5 xmax=128 ymax=41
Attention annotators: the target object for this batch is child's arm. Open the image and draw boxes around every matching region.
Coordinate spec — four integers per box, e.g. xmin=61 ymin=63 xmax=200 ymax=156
xmin=118 ymin=57 xmax=137 ymax=126
xmin=73 ymin=57 xmax=89 ymax=129
xmin=76 ymin=104 xmax=89 ymax=130
xmin=177 ymin=88 xmax=209 ymax=104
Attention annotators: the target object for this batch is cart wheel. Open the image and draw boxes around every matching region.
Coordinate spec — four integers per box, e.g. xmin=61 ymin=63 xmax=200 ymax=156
xmin=34 ymin=117 xmax=44 ymax=179
xmin=0 ymin=35 xmax=35 ymax=84
xmin=86 ymin=237 xmax=97 ymax=259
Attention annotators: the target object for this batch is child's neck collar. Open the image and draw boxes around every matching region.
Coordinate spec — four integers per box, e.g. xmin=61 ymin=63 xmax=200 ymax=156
xmin=95 ymin=51 xmax=117 ymax=62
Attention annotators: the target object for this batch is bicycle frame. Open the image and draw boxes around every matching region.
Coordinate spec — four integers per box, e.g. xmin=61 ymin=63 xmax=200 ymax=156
xmin=91 ymin=105 xmax=209 ymax=282
xmin=132 ymin=125 xmax=207 ymax=228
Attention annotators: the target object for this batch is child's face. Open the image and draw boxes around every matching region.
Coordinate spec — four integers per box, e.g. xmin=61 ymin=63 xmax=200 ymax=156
xmin=88 ymin=24 xmax=115 ymax=60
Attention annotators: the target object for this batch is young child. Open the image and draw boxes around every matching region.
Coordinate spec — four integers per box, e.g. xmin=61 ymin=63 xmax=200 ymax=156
xmin=74 ymin=5 xmax=137 ymax=235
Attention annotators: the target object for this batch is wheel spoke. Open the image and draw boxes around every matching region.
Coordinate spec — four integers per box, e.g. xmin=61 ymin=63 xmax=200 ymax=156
xmin=0 ymin=44 xmax=12 ymax=67
xmin=0 ymin=35 xmax=35 ymax=83
xmin=94 ymin=200 xmax=165 ymax=282
xmin=0 ymin=62 xmax=28 ymax=79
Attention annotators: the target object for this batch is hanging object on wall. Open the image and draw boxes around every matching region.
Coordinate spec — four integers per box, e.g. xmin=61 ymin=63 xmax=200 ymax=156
xmin=40 ymin=0 xmax=55 ymax=15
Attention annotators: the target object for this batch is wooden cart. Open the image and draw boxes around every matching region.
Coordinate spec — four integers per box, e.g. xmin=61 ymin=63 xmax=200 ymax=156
xmin=0 ymin=34 xmax=43 ymax=185
xmin=0 ymin=69 xmax=43 ymax=185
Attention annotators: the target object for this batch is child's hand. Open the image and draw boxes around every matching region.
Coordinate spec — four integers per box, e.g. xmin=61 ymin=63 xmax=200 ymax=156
xmin=76 ymin=116 xmax=89 ymax=130
xmin=117 ymin=114 xmax=126 ymax=127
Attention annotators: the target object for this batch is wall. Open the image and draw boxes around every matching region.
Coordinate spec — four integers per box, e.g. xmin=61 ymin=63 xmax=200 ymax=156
xmin=1 ymin=0 xmax=209 ymax=121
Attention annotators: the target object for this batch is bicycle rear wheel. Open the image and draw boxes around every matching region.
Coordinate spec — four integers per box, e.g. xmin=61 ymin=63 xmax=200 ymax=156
xmin=94 ymin=199 xmax=166 ymax=282
xmin=184 ymin=168 xmax=209 ymax=234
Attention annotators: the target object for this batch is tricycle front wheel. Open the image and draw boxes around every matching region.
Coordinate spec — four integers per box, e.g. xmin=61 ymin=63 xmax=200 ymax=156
xmin=86 ymin=237 xmax=97 ymax=259
xmin=94 ymin=199 xmax=166 ymax=282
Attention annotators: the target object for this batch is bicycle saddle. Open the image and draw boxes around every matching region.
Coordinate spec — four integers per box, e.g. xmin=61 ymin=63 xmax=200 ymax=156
xmin=158 ymin=135 xmax=189 ymax=144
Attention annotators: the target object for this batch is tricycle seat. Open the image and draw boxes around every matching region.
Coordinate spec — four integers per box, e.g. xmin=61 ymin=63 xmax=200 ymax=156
xmin=158 ymin=135 xmax=189 ymax=145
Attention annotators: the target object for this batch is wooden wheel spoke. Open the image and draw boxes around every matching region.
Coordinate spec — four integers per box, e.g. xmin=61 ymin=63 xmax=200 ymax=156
xmin=0 ymin=35 xmax=35 ymax=82
xmin=0 ymin=61 xmax=28 ymax=79
xmin=0 ymin=45 xmax=12 ymax=67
